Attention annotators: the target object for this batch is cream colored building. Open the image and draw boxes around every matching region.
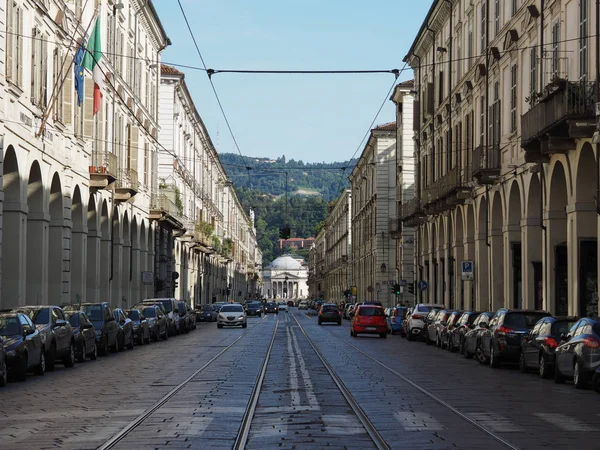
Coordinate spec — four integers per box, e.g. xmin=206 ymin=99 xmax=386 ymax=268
xmin=402 ymin=0 xmax=599 ymax=317
xmin=349 ymin=123 xmax=398 ymax=307
xmin=263 ymin=255 xmax=308 ymax=299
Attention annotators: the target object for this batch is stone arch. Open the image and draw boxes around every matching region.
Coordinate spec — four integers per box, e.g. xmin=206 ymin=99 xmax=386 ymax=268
xmin=87 ymin=194 xmax=100 ymax=302
xmin=575 ymin=143 xmax=597 ymax=317
xmin=507 ymin=180 xmax=523 ymax=309
xmin=71 ymin=186 xmax=85 ymax=303
xmin=548 ymin=161 xmax=568 ymax=315
xmin=99 ymin=200 xmax=111 ymax=301
xmin=48 ymin=173 xmax=66 ymax=305
xmin=26 ymin=161 xmax=46 ymax=304
xmin=2 ymin=146 xmax=24 ymax=308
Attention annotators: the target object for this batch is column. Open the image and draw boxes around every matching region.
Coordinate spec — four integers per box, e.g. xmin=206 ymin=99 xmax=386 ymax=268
xmin=71 ymin=227 xmax=87 ymax=303
xmin=2 ymin=202 xmax=27 ymax=308
xmin=545 ymin=209 xmax=567 ymax=315
xmin=453 ymin=241 xmax=464 ymax=309
xmin=86 ymin=229 xmax=101 ymax=302
xmin=475 ymin=230 xmax=489 ymax=312
xmin=503 ymin=224 xmax=521 ymax=309
xmin=111 ymin=236 xmax=123 ymax=307
xmin=131 ymin=242 xmax=141 ymax=305
xmin=490 ymin=227 xmax=503 ymax=311
xmin=27 ymin=212 xmax=49 ymax=305
xmin=522 ymin=218 xmax=542 ymax=310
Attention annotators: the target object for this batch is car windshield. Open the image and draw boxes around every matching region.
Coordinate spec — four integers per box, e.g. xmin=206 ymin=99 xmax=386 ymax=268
xmin=552 ymin=320 xmax=577 ymax=336
xmin=142 ymin=308 xmax=156 ymax=318
xmin=0 ymin=316 xmax=20 ymax=336
xmin=30 ymin=308 xmax=50 ymax=325
xmin=267 ymin=303 xmax=276 ymax=307
xmin=67 ymin=314 xmax=79 ymax=327
xmin=417 ymin=305 xmax=430 ymax=313
xmin=128 ymin=310 xmax=140 ymax=321
xmin=504 ymin=312 xmax=549 ymax=328
xmin=221 ymin=305 xmax=243 ymax=313
xmin=82 ymin=305 xmax=103 ymax=322
xmin=358 ymin=307 xmax=385 ymax=317
xmin=203 ymin=305 xmax=212 ymax=311
xmin=158 ymin=301 xmax=173 ymax=313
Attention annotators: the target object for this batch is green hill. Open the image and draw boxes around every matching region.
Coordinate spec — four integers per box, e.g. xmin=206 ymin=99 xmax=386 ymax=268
xmin=219 ymin=153 xmax=357 ymax=265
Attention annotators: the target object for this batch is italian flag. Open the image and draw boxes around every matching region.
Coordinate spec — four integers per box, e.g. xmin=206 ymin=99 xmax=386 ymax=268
xmin=83 ymin=15 xmax=103 ymax=115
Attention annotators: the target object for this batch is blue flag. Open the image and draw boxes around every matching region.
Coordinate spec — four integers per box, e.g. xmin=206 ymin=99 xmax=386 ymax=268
xmin=74 ymin=39 xmax=86 ymax=107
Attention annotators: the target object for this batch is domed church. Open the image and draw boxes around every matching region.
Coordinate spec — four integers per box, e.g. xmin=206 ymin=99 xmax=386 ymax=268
xmin=262 ymin=255 xmax=309 ymax=299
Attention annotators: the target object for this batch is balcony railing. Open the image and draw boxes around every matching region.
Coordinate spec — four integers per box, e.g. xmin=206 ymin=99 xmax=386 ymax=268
xmin=521 ymin=80 xmax=597 ymax=150
xmin=89 ymin=152 xmax=118 ymax=190
xmin=152 ymin=193 xmax=181 ymax=218
xmin=400 ymin=197 xmax=421 ymax=220
xmin=472 ymin=144 xmax=501 ymax=185
xmin=116 ymin=168 xmax=139 ymax=191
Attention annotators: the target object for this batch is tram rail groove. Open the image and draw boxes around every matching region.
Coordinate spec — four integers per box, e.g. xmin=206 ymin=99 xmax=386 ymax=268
xmin=96 ymin=315 xmax=269 ymax=450
xmin=233 ymin=319 xmax=280 ymax=450
xmin=292 ymin=314 xmax=391 ymax=450
xmin=298 ymin=311 xmax=521 ymax=450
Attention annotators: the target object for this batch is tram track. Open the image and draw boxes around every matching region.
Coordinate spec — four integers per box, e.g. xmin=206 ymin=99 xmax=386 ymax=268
xmin=297 ymin=310 xmax=521 ymax=450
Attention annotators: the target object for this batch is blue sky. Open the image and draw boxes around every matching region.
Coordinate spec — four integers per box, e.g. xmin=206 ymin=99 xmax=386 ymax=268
xmin=153 ymin=0 xmax=431 ymax=163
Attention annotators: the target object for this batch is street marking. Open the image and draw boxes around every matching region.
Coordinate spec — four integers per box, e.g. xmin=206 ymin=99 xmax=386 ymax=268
xmin=467 ymin=413 xmax=524 ymax=433
xmin=287 ymin=326 xmax=302 ymax=407
xmin=322 ymin=414 xmax=365 ymax=435
xmin=394 ymin=412 xmax=445 ymax=432
xmin=536 ymin=413 xmax=598 ymax=432
xmin=291 ymin=327 xmax=319 ymax=408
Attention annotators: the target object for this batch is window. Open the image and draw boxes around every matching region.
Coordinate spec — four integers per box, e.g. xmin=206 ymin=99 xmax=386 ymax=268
xmin=480 ymin=4 xmax=486 ymax=54
xmin=75 ymin=0 xmax=83 ymax=19
xmin=127 ymin=43 xmax=134 ymax=87
xmin=494 ymin=0 xmax=500 ymax=36
xmin=551 ymin=21 xmax=560 ymax=78
xmin=53 ymin=48 xmax=63 ymax=122
xmin=512 ymin=0 xmax=518 ymax=16
xmin=6 ymin=1 xmax=23 ymax=87
xmin=116 ymin=31 xmax=124 ymax=77
xmin=468 ymin=17 xmax=473 ymax=62
xmin=31 ymin=27 xmax=48 ymax=108
xmin=530 ymin=47 xmax=537 ymax=99
xmin=510 ymin=64 xmax=517 ymax=133
xmin=579 ymin=0 xmax=588 ymax=81
xmin=479 ymin=95 xmax=485 ymax=145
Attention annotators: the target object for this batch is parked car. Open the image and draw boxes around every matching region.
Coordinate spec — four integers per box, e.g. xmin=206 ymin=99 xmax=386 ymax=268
xmin=287 ymin=300 xmax=294 ymax=307
xmin=186 ymin=304 xmax=197 ymax=330
xmin=126 ymin=309 xmax=151 ymax=345
xmin=520 ymin=316 xmax=578 ymax=378
xmin=478 ymin=309 xmax=551 ymax=368
xmin=265 ymin=302 xmax=279 ymax=314
xmin=448 ymin=311 xmax=482 ymax=353
xmin=0 ymin=336 xmax=6 ymax=386
xmin=278 ymin=302 xmax=289 ymax=312
xmin=198 ymin=304 xmax=217 ymax=322
xmin=65 ymin=311 xmax=98 ymax=362
xmin=406 ymin=304 xmax=445 ymax=341
xmin=345 ymin=304 xmax=356 ymax=320
xmin=387 ymin=306 xmax=408 ymax=335
xmin=176 ymin=301 xmax=190 ymax=334
xmin=554 ymin=317 xmax=600 ymax=388
xmin=318 ymin=303 xmax=342 ymax=325
xmin=423 ymin=308 xmax=446 ymax=345
xmin=246 ymin=302 xmax=263 ymax=317
xmin=401 ymin=307 xmax=413 ymax=337
xmin=113 ymin=308 xmax=135 ymax=351
xmin=78 ymin=302 xmax=119 ymax=355
xmin=141 ymin=298 xmax=179 ymax=336
xmin=13 ymin=305 xmax=75 ymax=370
xmin=139 ymin=305 xmax=168 ymax=341
xmin=440 ymin=311 xmax=463 ymax=349
xmin=298 ymin=301 xmax=309 ymax=310
xmin=217 ymin=303 xmax=247 ymax=328
xmin=463 ymin=312 xmax=494 ymax=359
xmin=0 ymin=312 xmax=45 ymax=380
xmin=351 ymin=305 xmax=387 ymax=338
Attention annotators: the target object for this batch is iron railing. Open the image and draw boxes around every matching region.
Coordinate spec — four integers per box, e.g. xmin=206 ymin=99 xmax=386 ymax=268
xmin=116 ymin=168 xmax=139 ymax=191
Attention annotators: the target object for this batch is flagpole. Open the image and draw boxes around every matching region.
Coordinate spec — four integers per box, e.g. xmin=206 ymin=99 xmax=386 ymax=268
xmin=36 ymin=4 xmax=98 ymax=138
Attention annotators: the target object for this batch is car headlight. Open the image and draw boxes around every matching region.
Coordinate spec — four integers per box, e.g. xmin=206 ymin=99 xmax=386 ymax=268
xmin=6 ymin=350 xmax=16 ymax=357
xmin=238 ymin=316 xmax=245 ymax=320
xmin=95 ymin=330 xmax=102 ymax=338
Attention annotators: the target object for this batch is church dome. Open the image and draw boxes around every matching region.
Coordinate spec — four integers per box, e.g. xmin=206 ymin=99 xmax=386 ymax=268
xmin=268 ymin=255 xmax=304 ymax=271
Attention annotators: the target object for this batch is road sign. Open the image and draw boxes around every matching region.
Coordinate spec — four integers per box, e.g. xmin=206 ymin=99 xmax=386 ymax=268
xmin=367 ymin=285 xmax=373 ymax=293
xmin=461 ymin=260 xmax=474 ymax=281
xmin=418 ymin=280 xmax=428 ymax=291
xmin=400 ymin=279 xmax=407 ymax=287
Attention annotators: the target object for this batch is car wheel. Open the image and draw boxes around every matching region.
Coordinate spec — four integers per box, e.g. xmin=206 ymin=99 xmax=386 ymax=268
xmin=476 ymin=344 xmax=488 ymax=365
xmin=447 ymin=337 xmax=453 ymax=352
xmin=554 ymin=363 xmax=566 ymax=384
xmin=337 ymin=321 xmax=342 ymax=326
xmin=90 ymin=342 xmax=98 ymax=360
xmin=100 ymin=337 xmax=109 ymax=356
xmin=144 ymin=332 xmax=151 ymax=345
xmin=242 ymin=323 xmax=247 ymax=329
xmin=489 ymin=345 xmax=500 ymax=368
xmin=436 ymin=335 xmax=442 ymax=348
xmin=574 ymin=360 xmax=589 ymax=389
xmin=592 ymin=371 xmax=600 ymax=393
xmin=63 ymin=341 xmax=76 ymax=368
xmin=35 ymin=350 xmax=45 ymax=376
xmin=46 ymin=343 xmax=56 ymax=371
xmin=462 ymin=341 xmax=472 ymax=359
xmin=16 ymin=352 xmax=28 ymax=381
xmin=539 ymin=354 xmax=550 ymax=379
xmin=318 ymin=320 xmax=322 ymax=325
xmin=407 ymin=330 xmax=415 ymax=341
xmin=110 ymin=336 xmax=119 ymax=353
xmin=0 ymin=357 xmax=7 ymax=387
xmin=217 ymin=324 xmax=223 ymax=329
xmin=77 ymin=342 xmax=86 ymax=363
xmin=519 ymin=351 xmax=528 ymax=373
xmin=127 ymin=332 xmax=134 ymax=350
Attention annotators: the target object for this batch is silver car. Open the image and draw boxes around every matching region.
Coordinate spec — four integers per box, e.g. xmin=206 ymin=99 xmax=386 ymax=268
xmin=217 ymin=304 xmax=247 ymax=328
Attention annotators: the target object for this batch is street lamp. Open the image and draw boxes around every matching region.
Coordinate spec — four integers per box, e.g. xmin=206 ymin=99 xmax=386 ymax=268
xmin=380 ymin=263 xmax=387 ymax=273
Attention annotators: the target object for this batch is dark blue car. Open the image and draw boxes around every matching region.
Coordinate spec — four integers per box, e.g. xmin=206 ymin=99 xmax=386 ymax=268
xmin=387 ymin=306 xmax=408 ymax=335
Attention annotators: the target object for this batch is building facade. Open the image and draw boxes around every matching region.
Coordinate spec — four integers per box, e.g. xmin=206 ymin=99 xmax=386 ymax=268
xmin=0 ymin=0 xmax=260 ymax=309
xmin=349 ymin=123 xmax=398 ymax=307
xmin=401 ymin=0 xmax=599 ymax=317
xmin=262 ymin=255 xmax=308 ymax=299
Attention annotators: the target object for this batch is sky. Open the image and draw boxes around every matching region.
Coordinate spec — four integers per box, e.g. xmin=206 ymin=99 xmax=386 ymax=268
xmin=152 ymin=0 xmax=431 ymax=164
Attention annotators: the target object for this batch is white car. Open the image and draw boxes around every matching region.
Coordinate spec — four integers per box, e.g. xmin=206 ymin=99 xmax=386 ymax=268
xmin=298 ymin=301 xmax=308 ymax=310
xmin=217 ymin=303 xmax=247 ymax=328
xmin=406 ymin=303 xmax=445 ymax=341
xmin=277 ymin=303 xmax=289 ymax=312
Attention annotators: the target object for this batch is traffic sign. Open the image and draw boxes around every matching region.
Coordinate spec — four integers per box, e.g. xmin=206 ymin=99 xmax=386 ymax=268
xmin=400 ymin=279 xmax=407 ymax=287
xmin=367 ymin=285 xmax=373 ymax=293
xmin=418 ymin=280 xmax=428 ymax=291
xmin=461 ymin=260 xmax=474 ymax=281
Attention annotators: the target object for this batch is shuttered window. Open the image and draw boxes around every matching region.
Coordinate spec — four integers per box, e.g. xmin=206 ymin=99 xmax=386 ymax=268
xmin=83 ymin=81 xmax=94 ymax=137
xmin=31 ymin=27 xmax=48 ymax=107
xmin=6 ymin=1 xmax=23 ymax=87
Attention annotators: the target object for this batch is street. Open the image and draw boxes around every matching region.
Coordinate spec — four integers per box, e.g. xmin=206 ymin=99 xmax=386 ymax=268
xmin=1 ymin=309 xmax=599 ymax=450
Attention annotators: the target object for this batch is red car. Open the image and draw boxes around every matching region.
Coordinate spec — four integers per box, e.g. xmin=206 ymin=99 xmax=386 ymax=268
xmin=351 ymin=305 xmax=387 ymax=338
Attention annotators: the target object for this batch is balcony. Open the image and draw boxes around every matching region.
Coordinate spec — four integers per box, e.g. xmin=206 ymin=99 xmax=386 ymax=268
xmin=400 ymin=197 xmax=426 ymax=227
xmin=89 ymin=152 xmax=117 ymax=190
xmin=472 ymin=145 xmax=501 ymax=185
xmin=149 ymin=188 xmax=185 ymax=231
xmin=114 ymin=168 xmax=139 ymax=201
xmin=521 ymin=80 xmax=596 ymax=161
xmin=422 ymin=166 xmax=473 ymax=213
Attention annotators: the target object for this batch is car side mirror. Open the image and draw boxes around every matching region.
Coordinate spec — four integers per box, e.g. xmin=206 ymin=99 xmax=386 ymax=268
xmin=82 ymin=323 xmax=93 ymax=329
xmin=23 ymin=326 xmax=35 ymax=336
xmin=560 ymin=333 xmax=570 ymax=342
